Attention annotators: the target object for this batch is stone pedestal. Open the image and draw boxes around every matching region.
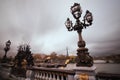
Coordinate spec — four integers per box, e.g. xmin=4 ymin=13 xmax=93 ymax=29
xmin=73 ymin=65 xmax=96 ymax=80
xmin=65 ymin=64 xmax=96 ymax=80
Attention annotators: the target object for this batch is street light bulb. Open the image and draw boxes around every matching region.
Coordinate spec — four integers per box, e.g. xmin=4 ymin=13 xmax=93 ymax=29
xmin=87 ymin=16 xmax=92 ymax=21
xmin=73 ymin=11 xmax=81 ymax=19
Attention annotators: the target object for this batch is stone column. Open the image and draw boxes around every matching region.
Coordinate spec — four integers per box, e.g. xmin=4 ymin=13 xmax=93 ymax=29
xmin=74 ymin=65 xmax=96 ymax=80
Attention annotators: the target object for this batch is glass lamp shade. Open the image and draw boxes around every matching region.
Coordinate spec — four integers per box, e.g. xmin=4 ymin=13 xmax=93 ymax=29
xmin=85 ymin=10 xmax=93 ymax=24
xmin=65 ymin=18 xmax=72 ymax=29
xmin=72 ymin=11 xmax=81 ymax=19
xmin=6 ymin=40 xmax=11 ymax=47
xmin=71 ymin=3 xmax=82 ymax=19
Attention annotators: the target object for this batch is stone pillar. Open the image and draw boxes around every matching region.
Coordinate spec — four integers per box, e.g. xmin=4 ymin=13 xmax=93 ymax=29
xmin=74 ymin=65 xmax=96 ymax=80
xmin=65 ymin=64 xmax=96 ymax=80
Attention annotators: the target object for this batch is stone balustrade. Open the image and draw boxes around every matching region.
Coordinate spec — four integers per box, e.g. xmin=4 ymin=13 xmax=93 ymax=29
xmin=1 ymin=63 xmax=120 ymax=80
xmin=0 ymin=63 xmax=18 ymax=80
xmin=26 ymin=67 xmax=75 ymax=80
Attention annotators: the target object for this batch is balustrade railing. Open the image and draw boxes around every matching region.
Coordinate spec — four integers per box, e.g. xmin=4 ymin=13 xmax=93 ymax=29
xmin=26 ymin=67 xmax=75 ymax=80
xmin=1 ymin=63 xmax=120 ymax=80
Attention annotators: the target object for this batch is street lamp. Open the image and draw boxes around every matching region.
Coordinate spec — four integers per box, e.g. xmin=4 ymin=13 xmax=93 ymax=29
xmin=65 ymin=3 xmax=93 ymax=67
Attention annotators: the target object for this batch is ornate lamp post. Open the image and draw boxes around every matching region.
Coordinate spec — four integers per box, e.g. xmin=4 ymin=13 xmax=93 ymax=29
xmin=3 ymin=40 xmax=11 ymax=60
xmin=65 ymin=3 xmax=93 ymax=67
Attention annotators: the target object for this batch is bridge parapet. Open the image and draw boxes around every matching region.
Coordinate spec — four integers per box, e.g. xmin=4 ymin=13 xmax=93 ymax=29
xmin=26 ymin=66 xmax=75 ymax=80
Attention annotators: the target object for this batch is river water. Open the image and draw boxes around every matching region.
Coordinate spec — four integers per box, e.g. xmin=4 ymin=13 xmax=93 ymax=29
xmin=94 ymin=63 xmax=120 ymax=74
xmin=64 ymin=63 xmax=120 ymax=74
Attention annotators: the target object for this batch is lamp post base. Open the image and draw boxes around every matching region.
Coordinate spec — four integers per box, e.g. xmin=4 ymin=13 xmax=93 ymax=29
xmin=75 ymin=54 xmax=93 ymax=67
xmin=1 ymin=55 xmax=7 ymax=63
xmin=76 ymin=40 xmax=93 ymax=67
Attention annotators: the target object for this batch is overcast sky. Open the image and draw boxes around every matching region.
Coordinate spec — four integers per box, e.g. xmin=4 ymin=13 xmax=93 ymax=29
xmin=0 ymin=0 xmax=120 ymax=57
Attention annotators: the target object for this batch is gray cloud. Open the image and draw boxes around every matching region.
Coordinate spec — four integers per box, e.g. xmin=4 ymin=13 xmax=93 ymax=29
xmin=0 ymin=0 xmax=120 ymax=56
xmin=88 ymin=33 xmax=120 ymax=56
